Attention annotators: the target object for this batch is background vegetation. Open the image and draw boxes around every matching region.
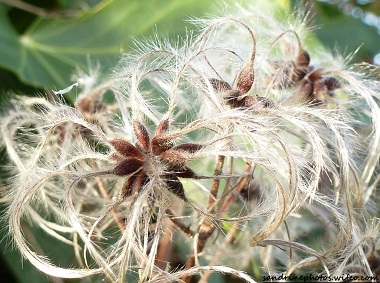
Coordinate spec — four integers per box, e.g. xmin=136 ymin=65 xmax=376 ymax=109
xmin=0 ymin=0 xmax=379 ymax=282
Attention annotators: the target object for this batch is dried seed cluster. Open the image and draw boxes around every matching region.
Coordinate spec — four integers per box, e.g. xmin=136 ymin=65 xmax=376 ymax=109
xmin=266 ymin=32 xmax=342 ymax=106
xmin=208 ymin=22 xmax=276 ymax=110
xmin=284 ymin=48 xmax=341 ymax=105
xmin=210 ymin=28 xmax=341 ymax=109
xmin=1 ymin=3 xmax=379 ymax=283
xmin=110 ymin=120 xmax=202 ymax=201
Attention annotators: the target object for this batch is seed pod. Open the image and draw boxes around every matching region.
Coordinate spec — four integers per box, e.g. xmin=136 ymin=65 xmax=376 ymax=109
xmin=110 ymin=139 xmax=143 ymax=160
xmin=113 ymin=158 xmax=143 ymax=176
xmin=293 ymin=67 xmax=308 ymax=82
xmin=299 ymin=81 xmax=314 ymax=100
xmin=225 ymin=90 xmax=242 ymax=107
xmin=257 ymin=96 xmax=276 ymax=108
xmin=159 ymin=150 xmax=187 ymax=169
xmin=173 ymin=143 xmax=203 ymax=153
xmin=236 ymin=64 xmax=254 ymax=94
xmin=240 ymin=179 xmax=260 ymax=201
xmin=133 ymin=121 xmax=151 ymax=152
xmin=56 ymin=124 xmax=66 ymax=145
xmin=175 ymin=167 xmax=198 ymax=179
xmin=241 ymin=95 xmax=257 ymax=108
xmin=155 ymin=119 xmax=170 ymax=135
xmin=313 ymin=80 xmax=328 ymax=103
xmin=367 ymin=252 xmax=380 ymax=276
xmin=134 ymin=172 xmax=149 ymax=192
xmin=296 ymin=49 xmax=310 ymax=68
xmin=110 ymin=153 xmax=124 ymax=162
xmin=151 ymin=136 xmax=174 ymax=155
xmin=164 ymin=174 xmax=188 ymax=202
xmin=323 ymin=77 xmax=341 ymax=91
xmin=243 ymin=96 xmax=276 ymax=109
xmin=308 ymin=68 xmax=323 ymax=82
xmin=209 ymin=78 xmax=232 ymax=92
xmin=121 ymin=174 xmax=138 ymax=198
xmin=76 ymin=97 xmax=92 ymax=114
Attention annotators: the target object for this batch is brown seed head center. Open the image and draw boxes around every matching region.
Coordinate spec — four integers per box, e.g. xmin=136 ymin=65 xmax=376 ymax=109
xmin=143 ymin=153 xmax=164 ymax=178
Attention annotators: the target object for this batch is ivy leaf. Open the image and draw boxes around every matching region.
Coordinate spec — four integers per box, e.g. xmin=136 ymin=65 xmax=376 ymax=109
xmin=0 ymin=0 xmax=215 ymax=89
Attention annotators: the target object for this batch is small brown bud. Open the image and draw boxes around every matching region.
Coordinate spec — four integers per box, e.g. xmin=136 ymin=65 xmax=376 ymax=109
xmin=299 ymin=82 xmax=314 ymax=99
xmin=76 ymin=97 xmax=92 ymax=114
xmin=240 ymin=179 xmax=260 ymax=201
xmin=76 ymin=97 xmax=104 ymax=114
xmin=313 ymin=80 xmax=329 ymax=103
xmin=242 ymin=96 xmax=275 ymax=109
xmin=256 ymin=96 xmax=276 ymax=108
xmin=293 ymin=67 xmax=308 ymax=82
xmin=110 ymin=153 xmax=124 ymax=162
xmin=242 ymin=95 xmax=257 ymax=108
xmin=56 ymin=124 xmax=66 ymax=145
xmin=367 ymin=252 xmax=380 ymax=276
xmin=121 ymin=171 xmax=149 ymax=199
xmin=134 ymin=172 xmax=149 ymax=192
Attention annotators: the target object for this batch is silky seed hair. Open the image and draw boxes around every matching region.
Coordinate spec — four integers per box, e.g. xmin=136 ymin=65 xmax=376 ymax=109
xmin=1 ymin=2 xmax=379 ymax=282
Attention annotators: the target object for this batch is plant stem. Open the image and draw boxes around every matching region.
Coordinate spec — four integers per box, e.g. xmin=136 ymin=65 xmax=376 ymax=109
xmin=219 ymin=163 xmax=252 ymax=212
xmin=166 ymin=209 xmax=195 ymax=237
xmin=155 ymin=218 xmax=176 ymax=270
xmin=182 ymin=155 xmax=225 ymax=283
xmin=199 ymin=223 xmax=239 ymax=282
xmin=208 ymin=155 xmax=225 ymax=210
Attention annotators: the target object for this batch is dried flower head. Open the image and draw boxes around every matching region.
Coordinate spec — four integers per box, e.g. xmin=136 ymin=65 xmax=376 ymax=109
xmin=1 ymin=2 xmax=380 ymax=283
xmin=108 ymin=119 xmax=202 ymax=201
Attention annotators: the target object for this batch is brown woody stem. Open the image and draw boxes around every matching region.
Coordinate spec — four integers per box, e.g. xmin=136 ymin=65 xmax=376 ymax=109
xmin=199 ymin=223 xmax=240 ymax=282
xmin=155 ymin=218 xmax=176 ymax=270
xmin=219 ymin=163 xmax=252 ymax=212
xmin=165 ymin=209 xmax=195 ymax=237
xmin=182 ymin=155 xmax=225 ymax=283
xmin=208 ymin=155 xmax=225 ymax=209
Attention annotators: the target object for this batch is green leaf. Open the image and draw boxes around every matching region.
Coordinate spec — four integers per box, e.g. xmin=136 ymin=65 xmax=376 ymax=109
xmin=58 ymin=0 xmax=104 ymax=10
xmin=0 ymin=5 xmax=22 ymax=70
xmin=0 ymin=0 xmax=215 ymax=89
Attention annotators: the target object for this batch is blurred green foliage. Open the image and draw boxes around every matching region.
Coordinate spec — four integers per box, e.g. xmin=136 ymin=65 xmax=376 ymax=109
xmin=0 ymin=0 xmax=218 ymax=99
xmin=0 ymin=0 xmax=378 ymax=282
xmin=311 ymin=0 xmax=380 ymax=63
xmin=0 ymin=1 xmax=218 ymax=282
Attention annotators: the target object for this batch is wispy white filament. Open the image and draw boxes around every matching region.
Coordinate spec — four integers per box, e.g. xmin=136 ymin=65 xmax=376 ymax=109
xmin=1 ymin=2 xmax=379 ymax=282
